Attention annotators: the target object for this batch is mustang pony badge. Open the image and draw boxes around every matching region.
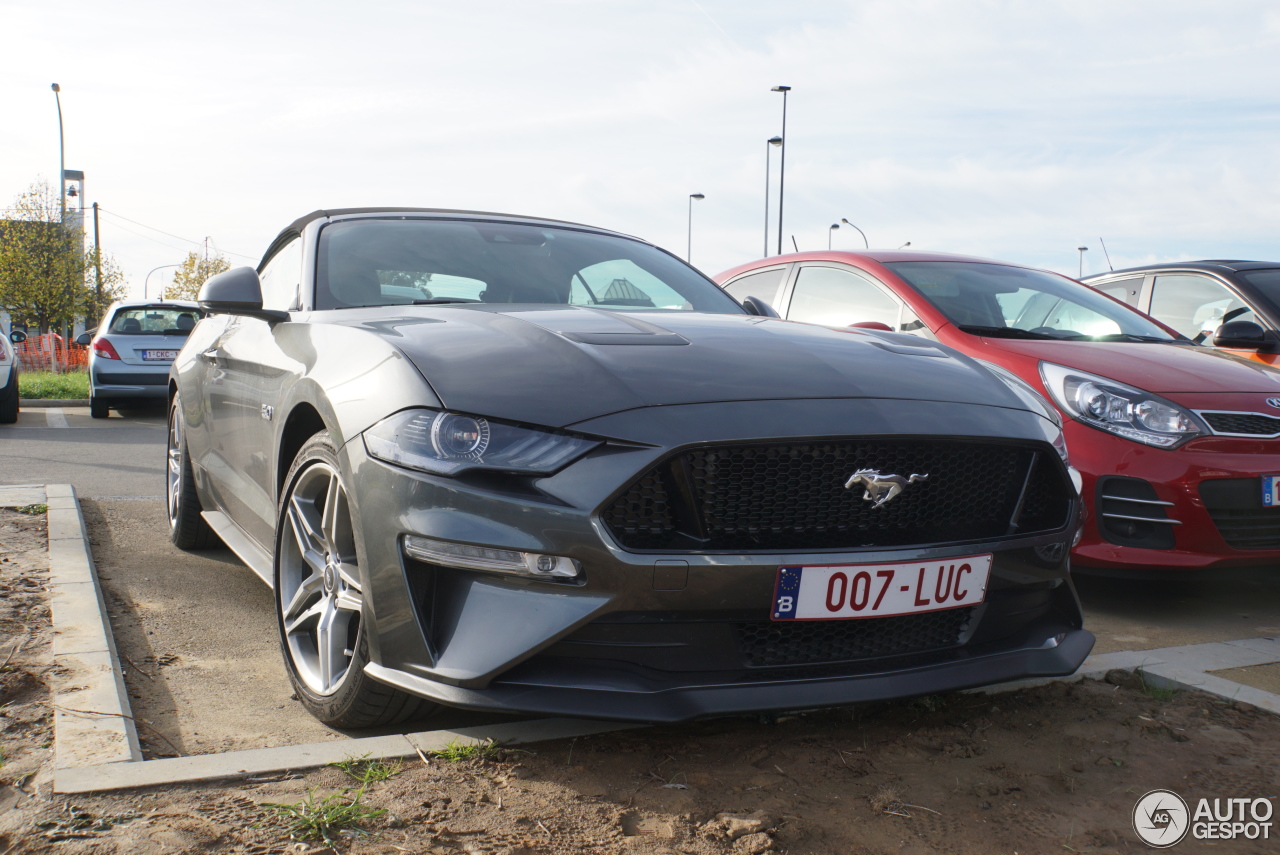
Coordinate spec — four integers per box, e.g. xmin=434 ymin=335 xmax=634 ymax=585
xmin=844 ymin=469 xmax=928 ymax=508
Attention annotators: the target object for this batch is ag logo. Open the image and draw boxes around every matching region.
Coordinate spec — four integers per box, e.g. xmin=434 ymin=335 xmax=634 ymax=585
xmin=1267 ymin=397 xmax=1280 ymax=409
xmin=1133 ymin=789 xmax=1190 ymax=848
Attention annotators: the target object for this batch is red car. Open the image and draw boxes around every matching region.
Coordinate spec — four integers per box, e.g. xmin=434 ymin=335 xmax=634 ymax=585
xmin=716 ymin=250 xmax=1280 ymax=574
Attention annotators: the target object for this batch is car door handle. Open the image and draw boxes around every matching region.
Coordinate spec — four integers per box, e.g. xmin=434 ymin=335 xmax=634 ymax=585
xmin=200 ymin=348 xmax=220 ymax=363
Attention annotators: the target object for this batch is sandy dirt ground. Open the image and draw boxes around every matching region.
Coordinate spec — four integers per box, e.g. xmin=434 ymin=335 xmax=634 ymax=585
xmin=5 ymin=506 xmax=1280 ymax=854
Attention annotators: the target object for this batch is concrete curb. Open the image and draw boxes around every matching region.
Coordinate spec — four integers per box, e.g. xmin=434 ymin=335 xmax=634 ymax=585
xmin=18 ymin=399 xmax=89 ymax=408
xmin=9 ymin=483 xmax=1280 ymax=795
xmin=24 ymin=484 xmax=143 ymax=768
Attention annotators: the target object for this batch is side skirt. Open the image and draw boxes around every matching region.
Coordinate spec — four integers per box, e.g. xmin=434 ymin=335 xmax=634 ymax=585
xmin=202 ymin=510 xmax=274 ymax=587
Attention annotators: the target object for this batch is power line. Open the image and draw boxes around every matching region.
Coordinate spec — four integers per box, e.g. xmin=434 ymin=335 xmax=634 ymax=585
xmin=96 ymin=208 xmax=258 ymax=260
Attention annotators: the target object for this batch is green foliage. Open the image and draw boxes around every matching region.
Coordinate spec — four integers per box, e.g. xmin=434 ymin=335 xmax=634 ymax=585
xmin=1138 ymin=670 xmax=1180 ymax=702
xmin=19 ymin=370 xmax=88 ymax=399
xmin=15 ymin=504 xmax=47 ymax=515
xmin=0 ymin=181 xmax=126 ymax=332
xmin=329 ymin=754 xmax=403 ymax=784
xmin=163 ymin=250 xmax=230 ymax=301
xmin=260 ymin=786 xmax=385 ymax=843
xmin=432 ymin=738 xmax=502 ymax=762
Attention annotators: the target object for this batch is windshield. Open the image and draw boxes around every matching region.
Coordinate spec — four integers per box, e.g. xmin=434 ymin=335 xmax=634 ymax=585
xmin=107 ymin=306 xmax=202 ymax=336
xmin=1237 ymin=268 xmax=1280 ymax=306
xmin=886 ymin=261 xmax=1179 ymax=341
xmin=315 ymin=219 xmax=744 ymax=314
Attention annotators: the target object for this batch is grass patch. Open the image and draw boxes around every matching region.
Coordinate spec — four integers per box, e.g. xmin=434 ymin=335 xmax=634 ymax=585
xmin=329 ymin=754 xmax=403 ymax=785
xmin=432 ymin=738 xmax=502 ymax=762
xmin=15 ymin=504 xmax=47 ymax=515
xmin=19 ymin=371 xmax=89 ymax=399
xmin=260 ymin=786 xmax=385 ymax=844
xmin=1138 ymin=670 xmax=1180 ymax=702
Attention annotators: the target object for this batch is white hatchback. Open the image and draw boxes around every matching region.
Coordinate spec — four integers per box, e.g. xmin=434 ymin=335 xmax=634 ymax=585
xmin=0 ymin=328 xmax=24 ymax=424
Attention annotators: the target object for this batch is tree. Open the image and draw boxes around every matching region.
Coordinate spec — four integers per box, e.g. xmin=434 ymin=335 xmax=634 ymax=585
xmin=0 ymin=180 xmax=126 ymax=333
xmin=163 ymin=250 xmax=230 ymax=300
xmin=0 ymin=182 xmax=82 ymax=333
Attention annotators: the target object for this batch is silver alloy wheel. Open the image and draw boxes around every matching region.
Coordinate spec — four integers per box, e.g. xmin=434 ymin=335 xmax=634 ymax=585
xmin=166 ymin=402 xmax=183 ymax=526
xmin=278 ymin=461 xmax=364 ymax=696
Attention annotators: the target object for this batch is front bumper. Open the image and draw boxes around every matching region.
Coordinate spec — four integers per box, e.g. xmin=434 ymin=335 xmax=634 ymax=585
xmin=340 ymin=399 xmax=1089 ymax=720
xmin=1069 ymin=424 xmax=1280 ymax=571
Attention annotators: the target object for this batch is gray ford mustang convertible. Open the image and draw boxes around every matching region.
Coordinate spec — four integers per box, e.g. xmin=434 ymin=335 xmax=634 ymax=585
xmin=168 ymin=208 xmax=1093 ymax=727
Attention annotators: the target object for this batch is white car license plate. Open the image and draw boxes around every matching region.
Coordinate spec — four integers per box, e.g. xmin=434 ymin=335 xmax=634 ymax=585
xmin=1264 ymin=475 xmax=1280 ymax=508
xmin=141 ymin=350 xmax=179 ymax=361
xmin=771 ymin=555 xmax=992 ymax=621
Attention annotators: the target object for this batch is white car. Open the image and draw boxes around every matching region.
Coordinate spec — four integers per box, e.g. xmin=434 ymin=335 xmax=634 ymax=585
xmin=78 ymin=299 xmax=203 ymax=419
xmin=0 ymin=328 xmax=24 ymax=424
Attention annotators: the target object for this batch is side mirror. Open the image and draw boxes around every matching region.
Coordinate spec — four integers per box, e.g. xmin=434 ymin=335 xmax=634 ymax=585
xmin=740 ymin=296 xmax=780 ymax=318
xmin=75 ymin=332 xmax=92 ymax=347
xmin=849 ymin=321 xmax=894 ymax=331
xmin=9 ymin=330 xmax=26 ymax=344
xmin=1213 ymin=320 xmax=1275 ymax=352
xmin=198 ymin=266 xmax=289 ymax=323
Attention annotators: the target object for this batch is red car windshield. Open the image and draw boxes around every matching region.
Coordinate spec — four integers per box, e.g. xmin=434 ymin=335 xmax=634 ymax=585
xmin=886 ymin=261 xmax=1181 ymax=342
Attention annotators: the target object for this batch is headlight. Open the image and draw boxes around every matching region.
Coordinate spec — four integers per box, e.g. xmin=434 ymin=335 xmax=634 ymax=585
xmin=1039 ymin=362 xmax=1205 ymax=449
xmin=364 ymin=409 xmax=600 ymax=475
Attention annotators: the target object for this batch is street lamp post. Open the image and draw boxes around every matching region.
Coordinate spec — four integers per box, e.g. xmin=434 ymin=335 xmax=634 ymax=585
xmin=145 ymin=264 xmax=181 ymax=300
xmin=1077 ymin=246 xmax=1089 ymax=278
xmin=840 ymin=218 xmax=869 ymax=248
xmin=687 ymin=194 xmax=704 ymax=264
xmin=828 ymin=224 xmax=839 ymax=250
xmin=764 ymin=136 xmax=782 ymax=257
xmin=771 ymin=85 xmax=791 ymax=256
xmin=51 ymin=83 xmax=65 ymax=223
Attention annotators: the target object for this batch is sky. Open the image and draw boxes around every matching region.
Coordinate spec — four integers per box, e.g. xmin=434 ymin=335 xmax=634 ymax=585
xmin=3 ymin=0 xmax=1280 ymax=298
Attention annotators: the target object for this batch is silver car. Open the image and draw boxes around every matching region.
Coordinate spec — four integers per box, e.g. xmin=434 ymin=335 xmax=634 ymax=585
xmin=79 ymin=300 xmax=202 ymax=418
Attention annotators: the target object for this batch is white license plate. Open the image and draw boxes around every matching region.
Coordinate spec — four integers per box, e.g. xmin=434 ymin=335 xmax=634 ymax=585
xmin=771 ymin=555 xmax=992 ymax=621
xmin=140 ymin=350 xmax=178 ymax=361
xmin=1264 ymin=475 xmax=1280 ymax=508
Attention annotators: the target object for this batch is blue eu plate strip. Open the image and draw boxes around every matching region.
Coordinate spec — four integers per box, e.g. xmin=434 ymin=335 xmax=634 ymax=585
xmin=773 ymin=567 xmax=803 ymax=620
xmin=1264 ymin=475 xmax=1280 ymax=508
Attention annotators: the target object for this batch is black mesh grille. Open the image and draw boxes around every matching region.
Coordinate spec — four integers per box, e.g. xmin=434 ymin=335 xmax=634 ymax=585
xmin=1203 ymin=411 xmax=1280 ymax=436
xmin=603 ymin=440 xmax=1072 ymax=551
xmin=1200 ymin=478 xmax=1280 ymax=549
xmin=737 ymin=607 xmax=975 ymax=667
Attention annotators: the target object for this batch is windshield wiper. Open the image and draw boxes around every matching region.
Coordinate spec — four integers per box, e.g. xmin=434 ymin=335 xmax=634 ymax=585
xmin=957 ymin=325 xmax=1078 ymax=340
xmin=1091 ymin=333 xmax=1186 ymax=344
xmin=412 ymin=298 xmax=482 ymax=305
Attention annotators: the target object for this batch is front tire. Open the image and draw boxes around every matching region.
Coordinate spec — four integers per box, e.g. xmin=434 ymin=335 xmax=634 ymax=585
xmin=90 ymin=394 xmax=109 ymax=419
xmin=275 ymin=431 xmax=436 ymax=728
xmin=167 ymin=394 xmax=215 ymax=549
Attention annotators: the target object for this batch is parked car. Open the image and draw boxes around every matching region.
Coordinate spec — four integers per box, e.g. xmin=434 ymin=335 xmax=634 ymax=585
xmin=717 ymin=250 xmax=1280 ymax=575
xmin=0 ymin=328 xmax=25 ymax=424
xmin=167 ymin=208 xmax=1089 ymax=727
xmin=1083 ymin=261 xmax=1280 ymax=367
xmin=78 ymin=300 xmax=203 ymax=418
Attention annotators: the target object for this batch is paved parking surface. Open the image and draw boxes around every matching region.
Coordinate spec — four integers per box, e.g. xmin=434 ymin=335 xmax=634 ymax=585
xmin=4 ymin=403 xmax=1280 ymax=755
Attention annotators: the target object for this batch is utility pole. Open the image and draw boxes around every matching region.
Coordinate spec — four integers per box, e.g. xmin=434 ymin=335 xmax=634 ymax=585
xmin=92 ymin=202 xmax=103 ymax=323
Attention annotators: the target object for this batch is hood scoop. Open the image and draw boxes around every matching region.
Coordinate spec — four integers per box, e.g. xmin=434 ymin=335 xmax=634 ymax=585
xmin=507 ymin=307 xmax=689 ymax=346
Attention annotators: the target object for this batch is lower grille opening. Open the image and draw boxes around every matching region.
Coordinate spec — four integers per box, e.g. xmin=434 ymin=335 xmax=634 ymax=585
xmin=1200 ymin=478 xmax=1280 ymax=549
xmin=1096 ymin=476 xmax=1177 ymax=550
xmin=737 ymin=608 xmax=975 ymax=667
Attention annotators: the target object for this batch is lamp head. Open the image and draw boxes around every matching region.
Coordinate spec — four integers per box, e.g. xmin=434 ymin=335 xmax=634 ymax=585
xmin=1077 ymin=246 xmax=1088 ymax=252
xmin=51 ymin=83 xmax=60 ymax=92
xmin=772 ymin=85 xmax=791 ymax=92
xmin=690 ymin=193 xmax=705 ymax=200
xmin=768 ymin=136 xmax=783 ymax=147
xmin=830 ymin=223 xmax=839 ymax=230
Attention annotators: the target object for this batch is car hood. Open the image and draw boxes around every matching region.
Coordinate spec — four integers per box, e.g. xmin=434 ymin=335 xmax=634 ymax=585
xmin=974 ymin=337 xmax=1280 ymax=395
xmin=332 ymin=306 xmax=1028 ymax=428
